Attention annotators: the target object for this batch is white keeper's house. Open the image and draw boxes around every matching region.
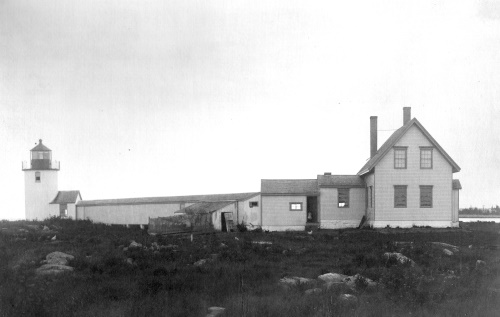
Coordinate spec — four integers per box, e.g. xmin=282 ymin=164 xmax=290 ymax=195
xmin=23 ymin=107 xmax=461 ymax=230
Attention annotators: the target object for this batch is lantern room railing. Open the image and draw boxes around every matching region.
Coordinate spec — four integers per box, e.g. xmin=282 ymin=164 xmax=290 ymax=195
xmin=22 ymin=160 xmax=60 ymax=171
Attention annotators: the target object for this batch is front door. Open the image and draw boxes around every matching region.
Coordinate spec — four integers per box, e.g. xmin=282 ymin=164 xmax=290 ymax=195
xmin=307 ymin=196 xmax=318 ymax=223
xmin=221 ymin=213 xmax=227 ymax=232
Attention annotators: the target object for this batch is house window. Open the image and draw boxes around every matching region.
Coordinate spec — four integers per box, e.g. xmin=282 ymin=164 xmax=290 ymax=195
xmin=420 ymin=186 xmax=433 ymax=208
xmin=35 ymin=172 xmax=41 ymax=182
xmin=290 ymin=203 xmax=303 ymax=211
xmin=420 ymin=148 xmax=433 ymax=169
xmin=249 ymin=201 xmax=259 ymax=208
xmin=394 ymin=185 xmax=407 ymax=208
xmin=338 ymin=188 xmax=350 ymax=208
xmin=368 ymin=186 xmax=373 ymax=208
xmin=394 ymin=147 xmax=407 ymax=169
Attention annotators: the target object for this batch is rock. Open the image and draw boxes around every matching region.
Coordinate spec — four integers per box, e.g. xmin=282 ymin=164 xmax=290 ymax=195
xmin=338 ymin=294 xmax=358 ymax=305
xmin=126 ymin=258 xmax=134 ymax=265
xmin=129 ymin=241 xmax=142 ymax=248
xmin=206 ymin=306 xmax=225 ymax=317
xmin=161 ymin=244 xmax=178 ymax=249
xmin=45 ymin=257 xmax=69 ymax=265
xmin=117 ymin=245 xmax=124 ymax=250
xmin=43 ymin=226 xmax=50 ymax=231
xmin=51 ymin=235 xmax=57 ymax=241
xmin=476 ymin=260 xmax=486 ymax=270
xmin=252 ymin=241 xmax=273 ymax=245
xmin=324 ymin=281 xmax=348 ymax=291
xmin=351 ymin=274 xmax=377 ymax=289
xmin=383 ymin=252 xmax=415 ymax=267
xmin=36 ymin=264 xmax=74 ymax=275
xmin=46 ymin=251 xmax=74 ymax=262
xmin=443 ymin=249 xmax=453 ymax=256
xmin=318 ymin=273 xmax=349 ymax=283
xmin=123 ymin=247 xmax=129 ymax=252
xmin=305 ymin=288 xmax=322 ymax=295
xmin=219 ymin=243 xmax=228 ymax=248
xmin=431 ymin=242 xmax=459 ymax=253
xmin=279 ymin=276 xmax=315 ymax=289
xmin=194 ymin=259 xmax=208 ymax=267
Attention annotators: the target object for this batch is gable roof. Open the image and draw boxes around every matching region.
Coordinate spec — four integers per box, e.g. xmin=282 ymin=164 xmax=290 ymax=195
xmin=357 ymin=118 xmax=461 ymax=176
xmin=317 ymin=175 xmax=365 ymax=188
xmin=261 ymin=179 xmax=319 ymax=196
xmin=174 ymin=201 xmax=234 ymax=215
xmin=50 ymin=191 xmax=82 ymax=204
xmin=31 ymin=140 xmax=51 ymax=152
xmin=452 ymin=179 xmax=462 ymax=190
xmin=76 ymin=192 xmax=259 ymax=207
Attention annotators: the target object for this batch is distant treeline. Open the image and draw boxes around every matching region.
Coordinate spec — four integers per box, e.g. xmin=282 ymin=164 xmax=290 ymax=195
xmin=460 ymin=205 xmax=500 ymax=215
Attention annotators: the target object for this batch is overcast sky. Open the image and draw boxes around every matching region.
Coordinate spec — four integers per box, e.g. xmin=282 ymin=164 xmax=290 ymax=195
xmin=1 ymin=0 xmax=499 ymax=220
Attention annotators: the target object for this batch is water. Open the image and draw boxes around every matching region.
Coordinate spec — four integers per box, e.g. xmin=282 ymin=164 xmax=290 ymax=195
xmin=460 ymin=217 xmax=500 ymax=223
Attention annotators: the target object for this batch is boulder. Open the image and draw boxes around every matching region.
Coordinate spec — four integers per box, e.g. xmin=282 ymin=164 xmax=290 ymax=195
xmin=476 ymin=260 xmax=486 ymax=270
xmin=383 ymin=252 xmax=415 ymax=267
xmin=304 ymin=288 xmax=322 ymax=296
xmin=338 ymin=294 xmax=358 ymax=305
xmin=36 ymin=264 xmax=74 ymax=275
xmin=351 ymin=274 xmax=377 ymax=289
xmin=126 ymin=258 xmax=135 ymax=265
xmin=194 ymin=259 xmax=208 ymax=267
xmin=252 ymin=241 xmax=273 ymax=245
xmin=129 ymin=241 xmax=142 ymax=248
xmin=43 ymin=226 xmax=50 ymax=231
xmin=46 ymin=251 xmax=74 ymax=262
xmin=279 ymin=276 xmax=315 ymax=289
xmin=206 ymin=307 xmax=225 ymax=317
xmin=318 ymin=273 xmax=349 ymax=283
xmin=443 ymin=249 xmax=453 ymax=256
xmin=161 ymin=244 xmax=178 ymax=249
xmin=431 ymin=242 xmax=459 ymax=253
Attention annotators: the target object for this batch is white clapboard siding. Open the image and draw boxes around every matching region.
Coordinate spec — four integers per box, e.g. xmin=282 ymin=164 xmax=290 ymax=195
xmin=374 ymin=125 xmax=453 ymax=225
xmin=261 ymin=195 xmax=307 ymax=230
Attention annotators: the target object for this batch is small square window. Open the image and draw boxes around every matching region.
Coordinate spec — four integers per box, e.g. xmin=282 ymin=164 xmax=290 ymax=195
xmin=249 ymin=201 xmax=259 ymax=208
xmin=289 ymin=203 xmax=303 ymax=211
xmin=35 ymin=172 xmax=41 ymax=182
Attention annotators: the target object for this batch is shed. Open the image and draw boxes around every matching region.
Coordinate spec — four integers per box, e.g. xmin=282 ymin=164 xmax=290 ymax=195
xmin=148 ymin=201 xmax=237 ymax=234
xmin=49 ymin=190 xmax=82 ymax=219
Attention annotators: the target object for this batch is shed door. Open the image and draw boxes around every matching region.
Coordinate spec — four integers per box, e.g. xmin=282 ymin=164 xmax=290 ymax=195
xmin=221 ymin=212 xmax=234 ymax=232
xmin=59 ymin=204 xmax=68 ymax=218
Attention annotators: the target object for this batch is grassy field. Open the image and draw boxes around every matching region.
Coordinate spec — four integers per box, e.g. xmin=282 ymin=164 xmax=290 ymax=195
xmin=0 ymin=219 xmax=499 ymax=317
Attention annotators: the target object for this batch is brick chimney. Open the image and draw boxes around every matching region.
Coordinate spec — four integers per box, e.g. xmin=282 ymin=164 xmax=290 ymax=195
xmin=403 ymin=107 xmax=411 ymax=125
xmin=370 ymin=116 xmax=377 ymax=158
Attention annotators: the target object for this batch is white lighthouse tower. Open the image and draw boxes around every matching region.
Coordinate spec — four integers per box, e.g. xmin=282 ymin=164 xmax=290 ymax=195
xmin=22 ymin=139 xmax=60 ymax=220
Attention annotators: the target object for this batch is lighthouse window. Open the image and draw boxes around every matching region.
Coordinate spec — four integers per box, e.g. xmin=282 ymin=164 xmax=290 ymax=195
xmin=35 ymin=172 xmax=41 ymax=182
